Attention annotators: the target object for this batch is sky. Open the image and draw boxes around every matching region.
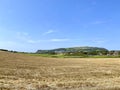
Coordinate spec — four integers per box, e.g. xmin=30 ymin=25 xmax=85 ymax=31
xmin=0 ymin=0 xmax=120 ymax=52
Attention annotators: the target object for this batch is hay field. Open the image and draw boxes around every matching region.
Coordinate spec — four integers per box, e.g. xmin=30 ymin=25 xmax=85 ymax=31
xmin=0 ymin=51 xmax=120 ymax=90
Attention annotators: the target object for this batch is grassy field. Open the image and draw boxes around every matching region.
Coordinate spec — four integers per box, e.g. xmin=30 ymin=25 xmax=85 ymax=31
xmin=0 ymin=51 xmax=120 ymax=90
xmin=26 ymin=53 xmax=120 ymax=58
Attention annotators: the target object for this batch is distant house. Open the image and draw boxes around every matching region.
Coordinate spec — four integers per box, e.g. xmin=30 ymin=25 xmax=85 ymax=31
xmin=113 ymin=51 xmax=119 ymax=56
xmin=108 ymin=50 xmax=120 ymax=56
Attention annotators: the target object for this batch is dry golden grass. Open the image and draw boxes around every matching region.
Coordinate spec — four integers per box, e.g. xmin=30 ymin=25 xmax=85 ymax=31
xmin=0 ymin=51 xmax=120 ymax=90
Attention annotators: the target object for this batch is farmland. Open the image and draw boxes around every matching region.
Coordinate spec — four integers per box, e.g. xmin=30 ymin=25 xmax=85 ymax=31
xmin=0 ymin=51 xmax=120 ymax=90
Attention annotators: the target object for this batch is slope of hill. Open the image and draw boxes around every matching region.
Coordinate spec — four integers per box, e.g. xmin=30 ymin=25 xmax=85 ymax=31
xmin=36 ymin=46 xmax=108 ymax=54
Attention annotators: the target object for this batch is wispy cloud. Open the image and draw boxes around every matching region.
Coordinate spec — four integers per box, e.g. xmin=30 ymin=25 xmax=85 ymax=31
xmin=27 ymin=40 xmax=39 ymax=44
xmin=27 ymin=40 xmax=47 ymax=44
xmin=91 ymin=21 xmax=106 ymax=25
xmin=42 ymin=30 xmax=56 ymax=35
xmin=16 ymin=32 xmax=30 ymax=41
xmin=50 ymin=39 xmax=70 ymax=42
xmin=93 ymin=40 xmax=105 ymax=44
xmin=92 ymin=38 xmax=107 ymax=45
xmin=83 ymin=20 xmax=107 ymax=28
xmin=27 ymin=38 xmax=70 ymax=44
xmin=15 ymin=31 xmax=70 ymax=44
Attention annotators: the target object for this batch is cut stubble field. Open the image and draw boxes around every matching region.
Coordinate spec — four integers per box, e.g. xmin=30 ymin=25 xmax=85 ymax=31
xmin=0 ymin=51 xmax=120 ymax=90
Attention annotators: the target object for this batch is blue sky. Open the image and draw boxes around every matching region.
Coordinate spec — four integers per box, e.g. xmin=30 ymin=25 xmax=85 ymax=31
xmin=0 ymin=0 xmax=120 ymax=52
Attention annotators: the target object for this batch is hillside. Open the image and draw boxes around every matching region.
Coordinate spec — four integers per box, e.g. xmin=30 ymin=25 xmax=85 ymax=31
xmin=36 ymin=46 xmax=108 ymax=55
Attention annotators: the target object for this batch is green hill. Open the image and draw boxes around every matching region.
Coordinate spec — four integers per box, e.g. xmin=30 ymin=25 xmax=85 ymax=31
xmin=36 ymin=46 xmax=108 ymax=55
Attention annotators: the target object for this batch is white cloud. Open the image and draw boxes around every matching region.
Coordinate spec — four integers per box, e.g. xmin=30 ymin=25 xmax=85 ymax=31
xmin=16 ymin=32 xmax=30 ymax=42
xmin=27 ymin=40 xmax=47 ymax=44
xmin=17 ymin=32 xmax=29 ymax=37
xmin=27 ymin=40 xmax=37 ymax=43
xmin=42 ymin=30 xmax=56 ymax=35
xmin=91 ymin=21 xmax=106 ymax=25
xmin=15 ymin=31 xmax=69 ymax=44
xmin=93 ymin=40 xmax=105 ymax=44
xmin=50 ymin=39 xmax=70 ymax=42
xmin=26 ymin=38 xmax=70 ymax=44
xmin=92 ymin=39 xmax=106 ymax=45
xmin=83 ymin=20 xmax=107 ymax=28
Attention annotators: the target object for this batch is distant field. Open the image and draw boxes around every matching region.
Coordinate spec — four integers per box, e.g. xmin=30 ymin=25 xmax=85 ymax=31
xmin=0 ymin=51 xmax=120 ymax=90
xmin=25 ymin=53 xmax=120 ymax=58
